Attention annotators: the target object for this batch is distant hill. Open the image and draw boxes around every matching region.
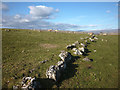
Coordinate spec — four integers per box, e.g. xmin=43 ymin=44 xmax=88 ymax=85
xmin=83 ymin=29 xmax=119 ymax=34
xmin=77 ymin=29 xmax=119 ymax=34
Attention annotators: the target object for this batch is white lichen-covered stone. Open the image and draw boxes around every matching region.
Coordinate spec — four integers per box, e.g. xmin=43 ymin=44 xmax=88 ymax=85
xmin=74 ymin=41 xmax=80 ymax=45
xmin=72 ymin=48 xmax=77 ymax=51
xmin=56 ymin=61 xmax=66 ymax=70
xmin=89 ymin=38 xmax=95 ymax=42
xmin=80 ymin=38 xmax=84 ymax=40
xmin=46 ymin=65 xmax=61 ymax=81
xmin=59 ymin=51 xmax=72 ymax=62
xmin=80 ymin=43 xmax=85 ymax=47
xmin=46 ymin=65 xmax=56 ymax=80
xmin=71 ymin=43 xmax=76 ymax=47
xmin=66 ymin=44 xmax=76 ymax=49
xmin=83 ymin=57 xmax=90 ymax=61
xmin=94 ymin=37 xmax=98 ymax=40
xmin=21 ymin=76 xmax=41 ymax=89
xmin=73 ymin=49 xmax=83 ymax=55
xmin=78 ymin=47 xmax=85 ymax=52
xmin=66 ymin=45 xmax=72 ymax=49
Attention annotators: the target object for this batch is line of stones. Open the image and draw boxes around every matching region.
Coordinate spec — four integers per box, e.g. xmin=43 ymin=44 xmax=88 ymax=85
xmin=13 ymin=34 xmax=98 ymax=89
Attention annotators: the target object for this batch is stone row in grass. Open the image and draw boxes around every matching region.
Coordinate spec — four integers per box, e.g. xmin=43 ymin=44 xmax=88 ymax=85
xmin=13 ymin=34 xmax=98 ymax=89
xmin=46 ymin=34 xmax=98 ymax=82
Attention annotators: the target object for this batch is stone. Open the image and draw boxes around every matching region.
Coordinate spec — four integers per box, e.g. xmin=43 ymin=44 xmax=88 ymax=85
xmin=72 ymin=48 xmax=77 ymax=51
xmin=79 ymin=47 xmax=85 ymax=52
xmin=73 ymin=49 xmax=83 ymax=55
xmin=80 ymin=38 xmax=84 ymax=40
xmin=89 ymin=38 xmax=95 ymax=42
xmin=66 ymin=44 xmax=76 ymax=49
xmin=46 ymin=60 xmax=67 ymax=82
xmin=21 ymin=76 xmax=41 ymax=89
xmin=85 ymin=40 xmax=87 ymax=43
xmin=74 ymin=41 xmax=80 ymax=45
xmin=94 ymin=37 xmax=98 ymax=40
xmin=101 ymin=39 xmax=104 ymax=41
xmin=66 ymin=45 xmax=72 ymax=49
xmin=94 ymin=49 xmax=96 ymax=52
xmin=72 ymin=43 xmax=76 ymax=47
xmin=80 ymin=43 xmax=85 ymax=47
xmin=46 ymin=65 xmax=60 ymax=81
xmin=91 ymin=35 xmax=95 ymax=39
xmin=59 ymin=51 xmax=72 ymax=62
xmin=39 ymin=60 xmax=48 ymax=64
xmin=83 ymin=57 xmax=90 ymax=61
xmin=56 ymin=61 xmax=66 ymax=70
xmin=85 ymin=37 xmax=88 ymax=39
xmin=13 ymin=85 xmax=18 ymax=89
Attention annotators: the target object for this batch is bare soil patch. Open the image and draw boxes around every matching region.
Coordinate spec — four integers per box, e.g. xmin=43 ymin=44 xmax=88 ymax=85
xmin=40 ymin=43 xmax=59 ymax=48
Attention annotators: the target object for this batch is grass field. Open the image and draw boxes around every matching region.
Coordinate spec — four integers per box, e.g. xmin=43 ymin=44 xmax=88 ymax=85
xmin=2 ymin=29 xmax=118 ymax=88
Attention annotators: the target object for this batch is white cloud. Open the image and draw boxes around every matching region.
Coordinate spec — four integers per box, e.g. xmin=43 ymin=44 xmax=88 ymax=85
xmin=88 ymin=24 xmax=97 ymax=27
xmin=14 ymin=14 xmax=21 ymax=19
xmin=28 ymin=5 xmax=59 ymax=19
xmin=2 ymin=5 xmax=98 ymax=31
xmin=2 ymin=14 xmax=98 ymax=30
xmin=19 ymin=19 xmax=30 ymax=23
xmin=106 ymin=10 xmax=111 ymax=13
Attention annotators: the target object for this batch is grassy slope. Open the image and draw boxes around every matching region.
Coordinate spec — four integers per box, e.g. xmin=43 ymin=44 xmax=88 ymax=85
xmin=2 ymin=29 xmax=118 ymax=88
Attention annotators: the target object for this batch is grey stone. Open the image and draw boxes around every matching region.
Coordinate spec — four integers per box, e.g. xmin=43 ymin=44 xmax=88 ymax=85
xmin=72 ymin=48 xmax=77 ymax=51
xmin=46 ymin=60 xmax=67 ymax=81
xmin=80 ymin=43 xmax=85 ymax=47
xmin=46 ymin=65 xmax=60 ymax=81
xmin=13 ymin=85 xmax=18 ymax=89
xmin=59 ymin=51 xmax=72 ymax=62
xmin=74 ymin=41 xmax=80 ymax=45
xmin=94 ymin=49 xmax=96 ymax=52
xmin=79 ymin=47 xmax=85 ymax=52
xmin=73 ymin=49 xmax=83 ymax=55
xmin=21 ymin=76 xmax=41 ymax=89
xmin=66 ymin=44 xmax=76 ymax=49
xmin=56 ymin=61 xmax=66 ymax=70
xmin=89 ymin=38 xmax=95 ymax=42
xmin=83 ymin=57 xmax=90 ymax=61
xmin=39 ymin=60 xmax=48 ymax=64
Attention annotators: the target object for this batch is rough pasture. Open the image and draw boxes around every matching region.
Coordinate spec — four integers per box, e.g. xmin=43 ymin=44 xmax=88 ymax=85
xmin=2 ymin=29 xmax=118 ymax=88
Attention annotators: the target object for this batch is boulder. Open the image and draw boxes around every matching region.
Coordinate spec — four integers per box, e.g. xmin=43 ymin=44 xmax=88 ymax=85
xmin=46 ymin=65 xmax=61 ymax=81
xmin=13 ymin=85 xmax=19 ymax=89
xmin=80 ymin=37 xmax=84 ymax=40
xmin=83 ymin=57 xmax=90 ymax=61
xmin=89 ymin=38 xmax=95 ymax=42
xmin=59 ymin=51 xmax=72 ymax=62
xmin=74 ymin=41 xmax=80 ymax=45
xmin=78 ymin=47 xmax=85 ymax=52
xmin=94 ymin=37 xmax=98 ymax=40
xmin=66 ymin=44 xmax=76 ymax=49
xmin=73 ymin=49 xmax=83 ymax=55
xmin=72 ymin=48 xmax=77 ymax=51
xmin=56 ymin=61 xmax=66 ymax=70
xmin=91 ymin=35 xmax=95 ymax=39
xmin=39 ymin=60 xmax=48 ymax=64
xmin=85 ymin=37 xmax=88 ymax=39
xmin=21 ymin=77 xmax=41 ymax=89
xmin=80 ymin=43 xmax=86 ymax=47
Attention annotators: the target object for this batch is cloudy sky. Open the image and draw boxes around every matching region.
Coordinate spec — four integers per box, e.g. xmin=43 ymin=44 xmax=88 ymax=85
xmin=2 ymin=2 xmax=118 ymax=31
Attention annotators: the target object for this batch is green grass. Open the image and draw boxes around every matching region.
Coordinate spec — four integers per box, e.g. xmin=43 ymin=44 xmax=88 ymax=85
xmin=2 ymin=29 xmax=118 ymax=88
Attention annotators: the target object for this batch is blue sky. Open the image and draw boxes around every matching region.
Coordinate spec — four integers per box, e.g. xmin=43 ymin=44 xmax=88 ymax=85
xmin=2 ymin=2 xmax=118 ymax=31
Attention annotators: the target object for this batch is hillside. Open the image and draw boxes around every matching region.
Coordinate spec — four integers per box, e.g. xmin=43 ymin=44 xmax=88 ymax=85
xmin=2 ymin=29 xmax=118 ymax=88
